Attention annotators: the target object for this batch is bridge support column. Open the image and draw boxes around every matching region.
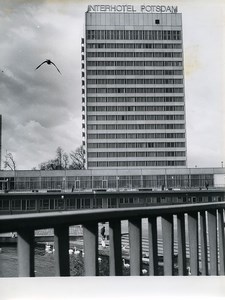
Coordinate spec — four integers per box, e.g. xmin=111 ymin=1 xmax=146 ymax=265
xmin=129 ymin=218 xmax=142 ymax=275
xmin=109 ymin=219 xmax=122 ymax=275
xmin=54 ymin=225 xmax=70 ymax=276
xmin=208 ymin=210 xmax=218 ymax=275
xmin=177 ymin=213 xmax=186 ymax=275
xmin=83 ymin=222 xmax=98 ymax=276
xmin=162 ymin=215 xmax=174 ymax=275
xmin=200 ymin=211 xmax=208 ymax=275
xmin=218 ymin=209 xmax=225 ymax=275
xmin=188 ymin=212 xmax=199 ymax=275
xmin=17 ymin=229 xmax=35 ymax=277
xmin=148 ymin=216 xmax=158 ymax=275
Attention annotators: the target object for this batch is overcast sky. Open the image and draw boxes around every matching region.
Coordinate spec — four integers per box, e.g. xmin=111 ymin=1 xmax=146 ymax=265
xmin=0 ymin=0 xmax=224 ymax=170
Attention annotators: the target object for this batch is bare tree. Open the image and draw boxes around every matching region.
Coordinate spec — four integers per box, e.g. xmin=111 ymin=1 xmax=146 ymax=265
xmin=37 ymin=145 xmax=85 ymax=170
xmin=39 ymin=159 xmax=59 ymax=170
xmin=70 ymin=146 xmax=85 ymax=170
xmin=56 ymin=146 xmax=64 ymax=170
xmin=38 ymin=147 xmax=69 ymax=170
xmin=3 ymin=151 xmax=16 ymax=171
xmin=62 ymin=152 xmax=69 ymax=169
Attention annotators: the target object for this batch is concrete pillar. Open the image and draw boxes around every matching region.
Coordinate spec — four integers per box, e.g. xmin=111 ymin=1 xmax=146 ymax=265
xmin=207 ymin=210 xmax=218 ymax=275
xmin=109 ymin=219 xmax=122 ymax=275
xmin=200 ymin=211 xmax=208 ymax=275
xmin=148 ymin=216 xmax=158 ymax=275
xmin=17 ymin=229 xmax=35 ymax=277
xmin=218 ymin=209 xmax=225 ymax=275
xmin=188 ymin=212 xmax=199 ymax=275
xmin=162 ymin=215 xmax=174 ymax=275
xmin=177 ymin=213 xmax=186 ymax=275
xmin=83 ymin=222 xmax=98 ymax=276
xmin=129 ymin=218 xmax=142 ymax=276
xmin=54 ymin=225 xmax=70 ymax=276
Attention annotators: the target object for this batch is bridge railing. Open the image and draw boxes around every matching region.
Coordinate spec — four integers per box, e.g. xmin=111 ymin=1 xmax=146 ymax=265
xmin=0 ymin=202 xmax=224 ymax=277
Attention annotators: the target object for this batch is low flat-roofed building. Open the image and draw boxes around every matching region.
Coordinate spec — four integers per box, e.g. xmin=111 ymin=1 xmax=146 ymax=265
xmin=0 ymin=167 xmax=224 ymax=191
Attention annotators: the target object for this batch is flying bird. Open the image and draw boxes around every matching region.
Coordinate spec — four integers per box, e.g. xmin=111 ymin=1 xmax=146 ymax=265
xmin=35 ymin=59 xmax=61 ymax=74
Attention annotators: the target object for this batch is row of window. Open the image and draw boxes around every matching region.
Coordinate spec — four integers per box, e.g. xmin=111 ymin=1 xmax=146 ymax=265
xmin=86 ymin=69 xmax=183 ymax=76
xmin=87 ymin=124 xmax=185 ymax=130
xmin=86 ymin=96 xmax=184 ymax=103
xmin=88 ymin=142 xmax=185 ymax=148
xmin=88 ymin=160 xmax=186 ymax=168
xmin=86 ymin=43 xmax=182 ymax=49
xmin=86 ymin=30 xmax=182 ymax=41
xmin=88 ymin=132 xmax=185 ymax=140
xmin=87 ymin=105 xmax=184 ymax=112
xmin=87 ymin=78 xmax=183 ymax=85
xmin=86 ymin=51 xmax=182 ymax=58
xmin=4 ymin=174 xmax=213 ymax=190
xmin=88 ymin=151 xmax=186 ymax=158
xmin=86 ymin=114 xmax=184 ymax=121
xmin=87 ymin=60 xmax=182 ymax=67
xmin=87 ymin=87 xmax=184 ymax=94
xmin=0 ymin=174 xmax=212 ymax=191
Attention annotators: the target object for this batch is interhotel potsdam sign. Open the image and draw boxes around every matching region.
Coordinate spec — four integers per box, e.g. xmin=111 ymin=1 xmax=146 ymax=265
xmin=87 ymin=5 xmax=178 ymax=13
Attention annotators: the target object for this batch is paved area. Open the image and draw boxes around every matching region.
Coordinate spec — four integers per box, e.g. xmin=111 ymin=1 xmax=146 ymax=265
xmin=0 ymin=221 xmax=197 ymax=260
xmin=0 ymin=225 xmax=83 ymax=238
xmin=35 ymin=226 xmax=83 ymax=237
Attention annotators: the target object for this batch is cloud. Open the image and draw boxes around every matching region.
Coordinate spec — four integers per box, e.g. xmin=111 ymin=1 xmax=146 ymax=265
xmin=0 ymin=0 xmax=84 ymax=169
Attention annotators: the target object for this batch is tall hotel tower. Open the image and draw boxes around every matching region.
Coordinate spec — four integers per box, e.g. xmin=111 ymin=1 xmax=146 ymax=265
xmin=82 ymin=5 xmax=187 ymax=169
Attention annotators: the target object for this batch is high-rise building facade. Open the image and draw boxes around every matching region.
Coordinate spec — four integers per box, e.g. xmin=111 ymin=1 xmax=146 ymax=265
xmin=82 ymin=5 xmax=187 ymax=169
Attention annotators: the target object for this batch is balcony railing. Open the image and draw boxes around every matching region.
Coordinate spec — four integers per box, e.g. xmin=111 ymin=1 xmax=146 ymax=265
xmin=0 ymin=202 xmax=224 ymax=277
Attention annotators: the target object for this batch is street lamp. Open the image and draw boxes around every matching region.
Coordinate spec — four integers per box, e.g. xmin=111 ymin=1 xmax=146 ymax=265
xmin=63 ymin=177 xmax=66 ymax=192
xmin=116 ymin=176 xmax=119 ymax=191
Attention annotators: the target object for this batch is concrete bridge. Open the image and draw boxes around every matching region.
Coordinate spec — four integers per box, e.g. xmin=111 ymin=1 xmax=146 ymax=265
xmin=0 ymin=200 xmax=224 ymax=277
xmin=0 ymin=188 xmax=224 ymax=215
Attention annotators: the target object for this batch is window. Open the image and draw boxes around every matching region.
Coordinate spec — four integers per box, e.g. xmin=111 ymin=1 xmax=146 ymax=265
xmin=86 ymin=30 xmax=182 ymax=41
xmin=118 ymin=152 xmax=126 ymax=157
xmin=108 ymin=161 xmax=118 ymax=167
xmin=108 ymin=152 xmax=117 ymax=158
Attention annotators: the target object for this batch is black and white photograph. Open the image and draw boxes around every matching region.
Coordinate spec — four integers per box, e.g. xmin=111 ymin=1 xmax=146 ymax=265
xmin=0 ymin=0 xmax=225 ymax=299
